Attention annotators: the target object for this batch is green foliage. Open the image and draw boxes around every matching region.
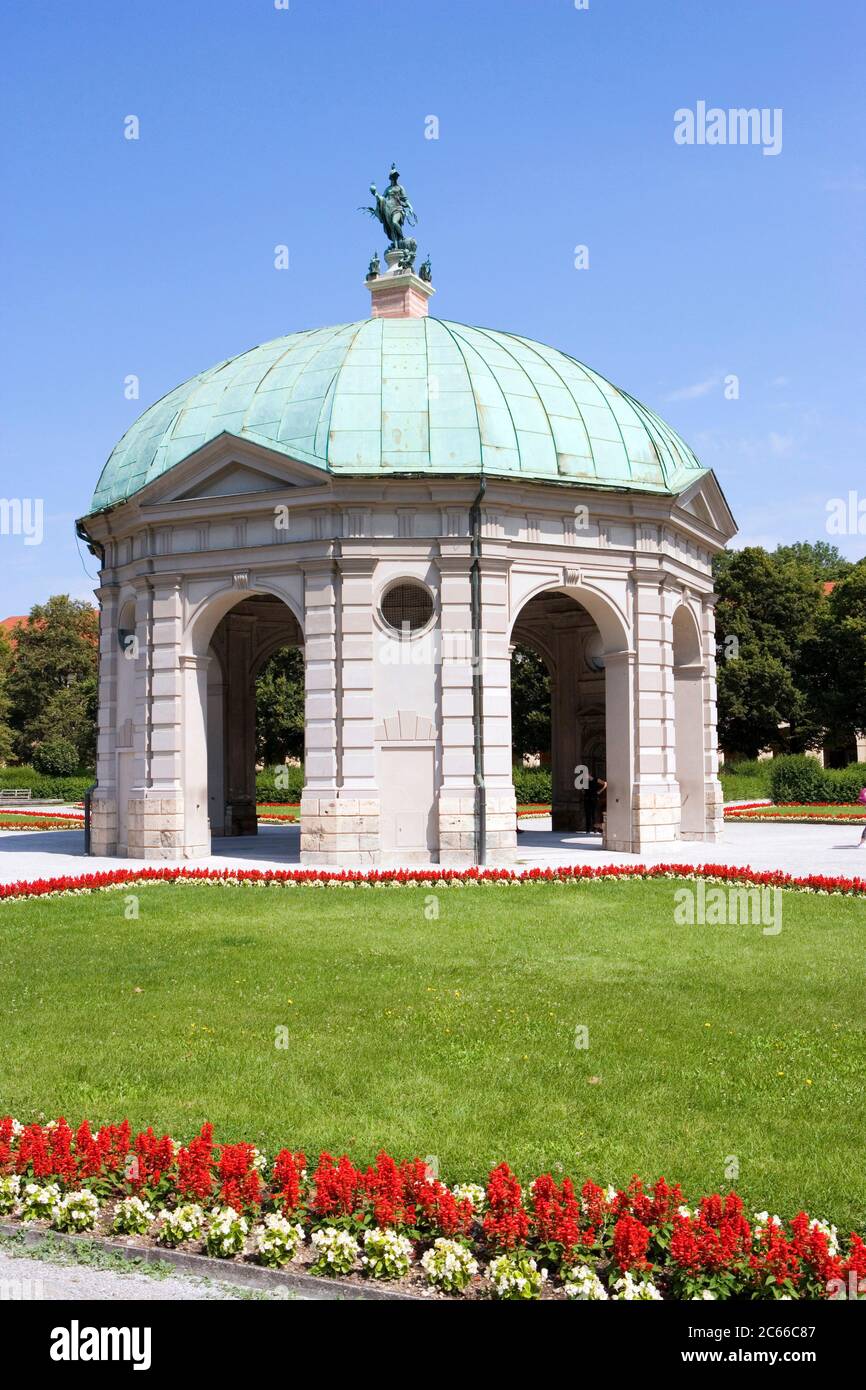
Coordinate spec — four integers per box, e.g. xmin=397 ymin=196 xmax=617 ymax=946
xmin=510 ymin=645 xmax=550 ymax=761
xmin=0 ymin=627 xmax=14 ymax=765
xmin=32 ymin=738 xmax=79 ymax=777
xmin=5 ymin=597 xmax=98 ymax=767
xmin=0 ymin=765 xmax=94 ymax=800
xmin=255 ymin=647 xmax=304 ymax=765
xmin=512 ymin=765 xmax=551 ymax=804
xmin=769 ymin=754 xmax=866 ymax=804
xmin=713 ymin=548 xmax=825 ymax=757
xmin=801 ymin=559 xmax=866 ymax=742
xmin=772 ymin=541 xmax=853 ymax=580
xmin=719 ymin=758 xmax=771 ymax=803
xmin=255 ymin=764 xmax=304 ymax=803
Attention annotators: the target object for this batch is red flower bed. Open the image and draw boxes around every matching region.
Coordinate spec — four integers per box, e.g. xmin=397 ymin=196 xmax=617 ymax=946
xmin=1 ymin=861 xmax=865 ymax=904
xmin=2 ymin=1115 xmax=863 ymax=1300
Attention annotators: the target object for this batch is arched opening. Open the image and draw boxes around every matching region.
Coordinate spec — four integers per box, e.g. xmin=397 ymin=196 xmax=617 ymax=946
xmin=184 ymin=588 xmax=305 ymax=856
xmin=509 ymin=584 xmax=629 ymax=846
xmin=672 ymin=605 xmax=705 ymax=838
xmin=207 ymin=594 xmax=304 ymax=839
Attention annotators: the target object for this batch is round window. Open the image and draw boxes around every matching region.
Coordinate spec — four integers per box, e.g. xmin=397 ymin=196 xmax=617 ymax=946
xmin=379 ymin=581 xmax=434 ymax=636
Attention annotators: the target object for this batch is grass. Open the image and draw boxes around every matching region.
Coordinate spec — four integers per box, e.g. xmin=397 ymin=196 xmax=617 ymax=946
xmin=1 ymin=880 xmax=865 ymax=1226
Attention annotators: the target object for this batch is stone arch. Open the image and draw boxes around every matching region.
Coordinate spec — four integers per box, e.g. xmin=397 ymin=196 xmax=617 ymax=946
xmin=672 ymin=602 xmax=705 ymax=837
xmin=509 ymin=579 xmax=632 ymax=846
xmin=181 ymin=580 xmax=305 ymax=850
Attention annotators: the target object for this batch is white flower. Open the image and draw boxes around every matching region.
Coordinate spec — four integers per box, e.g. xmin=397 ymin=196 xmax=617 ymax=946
xmin=310 ymin=1226 xmax=360 ymax=1276
xmin=254 ymin=1213 xmax=305 ymax=1268
xmin=157 ymin=1203 xmax=205 ymax=1247
xmin=421 ymin=1238 xmax=478 ymax=1294
xmin=809 ymin=1217 xmax=839 ymax=1256
xmin=563 ymin=1263 xmax=608 ymax=1300
xmin=361 ymin=1227 xmax=413 ymax=1280
xmin=692 ymin=1290 xmax=717 ymax=1300
xmin=19 ymin=1182 xmax=61 ymax=1222
xmin=488 ymin=1251 xmax=547 ymax=1300
xmin=112 ymin=1196 xmax=154 ymax=1236
xmin=612 ymin=1271 xmax=663 ymax=1301
xmin=451 ymin=1182 xmax=486 ymax=1213
xmin=204 ymin=1205 xmax=248 ymax=1258
xmin=53 ymin=1189 xmax=100 ymax=1233
xmin=0 ymin=1174 xmax=21 ymax=1215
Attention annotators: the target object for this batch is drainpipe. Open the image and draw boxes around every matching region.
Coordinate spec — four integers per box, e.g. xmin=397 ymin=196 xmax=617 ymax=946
xmin=469 ymin=478 xmax=487 ymax=866
xmin=76 ymin=520 xmax=104 ymax=855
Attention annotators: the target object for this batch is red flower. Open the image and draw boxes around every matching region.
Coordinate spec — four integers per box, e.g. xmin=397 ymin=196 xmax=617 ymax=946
xmin=176 ymin=1123 xmax=215 ymax=1200
xmin=217 ymin=1142 xmax=262 ymax=1212
xmin=272 ymin=1149 xmax=306 ymax=1214
xmin=612 ymin=1213 xmax=651 ymax=1271
xmin=483 ymin=1162 xmax=529 ymax=1251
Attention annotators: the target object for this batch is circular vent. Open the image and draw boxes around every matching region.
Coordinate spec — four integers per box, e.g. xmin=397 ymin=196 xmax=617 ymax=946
xmin=380 ymin=581 xmax=434 ymax=636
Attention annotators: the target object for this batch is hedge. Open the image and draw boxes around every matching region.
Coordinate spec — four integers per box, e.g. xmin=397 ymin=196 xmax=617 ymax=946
xmin=769 ymin=755 xmax=866 ymax=805
xmin=0 ymin=765 xmax=94 ymax=802
xmin=255 ymin=765 xmax=305 ymax=803
xmin=512 ymin=766 xmax=552 ymax=804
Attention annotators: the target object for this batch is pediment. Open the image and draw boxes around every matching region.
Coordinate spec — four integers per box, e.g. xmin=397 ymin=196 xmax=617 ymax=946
xmin=674 ymin=470 xmax=737 ymax=541
xmin=177 ymin=462 xmax=291 ymax=500
xmin=134 ymin=432 xmax=331 ymax=511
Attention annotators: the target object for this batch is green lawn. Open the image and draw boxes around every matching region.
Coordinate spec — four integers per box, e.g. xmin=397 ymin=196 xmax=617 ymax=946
xmin=1 ymin=880 xmax=864 ymax=1225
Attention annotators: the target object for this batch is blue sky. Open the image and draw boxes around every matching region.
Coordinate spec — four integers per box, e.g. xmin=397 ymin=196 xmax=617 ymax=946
xmin=1 ymin=0 xmax=864 ymax=614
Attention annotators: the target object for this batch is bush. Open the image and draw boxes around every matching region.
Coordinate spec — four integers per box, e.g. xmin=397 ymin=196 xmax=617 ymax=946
xmin=512 ymin=766 xmax=552 ymax=805
xmin=0 ymin=764 xmax=94 ymax=801
xmin=255 ymin=764 xmax=304 ymax=804
xmin=769 ymin=755 xmax=866 ymax=804
xmin=32 ymin=739 xmax=79 ymax=778
xmin=720 ymin=758 xmax=772 ymax=803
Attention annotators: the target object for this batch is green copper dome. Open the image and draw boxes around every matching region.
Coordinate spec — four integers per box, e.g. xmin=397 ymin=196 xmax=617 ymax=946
xmin=88 ymin=317 xmax=706 ymax=515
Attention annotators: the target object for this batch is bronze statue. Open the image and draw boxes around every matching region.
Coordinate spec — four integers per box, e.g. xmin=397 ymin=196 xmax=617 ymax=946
xmin=366 ymin=252 xmax=380 ymax=281
xmin=419 ymin=255 xmax=432 ymax=283
xmin=362 ymin=163 xmax=418 ymax=250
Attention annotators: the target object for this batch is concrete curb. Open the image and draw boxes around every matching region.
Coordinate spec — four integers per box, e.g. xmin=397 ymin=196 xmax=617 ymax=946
xmin=0 ymin=1220 xmax=421 ymax=1301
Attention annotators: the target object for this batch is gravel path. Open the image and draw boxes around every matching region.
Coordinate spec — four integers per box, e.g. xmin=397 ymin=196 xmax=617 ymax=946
xmin=0 ymin=1248 xmax=293 ymax=1301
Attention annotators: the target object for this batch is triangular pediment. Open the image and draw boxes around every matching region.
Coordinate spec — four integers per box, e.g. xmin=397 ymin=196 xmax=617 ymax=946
xmin=177 ymin=461 xmax=291 ymax=500
xmin=674 ymin=470 xmax=738 ymax=541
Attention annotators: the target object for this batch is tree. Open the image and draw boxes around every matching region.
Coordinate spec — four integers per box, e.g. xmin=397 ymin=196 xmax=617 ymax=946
xmin=255 ymin=646 xmax=305 ymax=765
xmin=510 ymin=644 xmax=551 ymax=762
xmin=772 ymin=541 xmax=853 ymax=581
xmin=713 ymin=547 xmax=825 ymax=757
xmin=802 ymin=558 xmax=866 ymax=740
xmin=6 ymin=596 xmax=98 ymax=768
xmin=0 ymin=627 xmax=15 ymax=765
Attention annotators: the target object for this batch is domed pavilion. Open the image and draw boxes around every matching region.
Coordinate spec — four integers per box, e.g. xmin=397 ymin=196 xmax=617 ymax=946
xmin=78 ymin=169 xmax=737 ymax=866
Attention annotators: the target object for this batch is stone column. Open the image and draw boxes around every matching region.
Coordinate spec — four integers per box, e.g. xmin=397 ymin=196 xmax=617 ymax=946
xmin=550 ymin=615 xmax=583 ymax=832
xmin=701 ymin=597 xmax=724 ymax=839
xmin=300 ymin=556 xmax=381 ymax=865
xmin=436 ymin=548 xmax=516 ymax=866
xmin=222 ymin=612 xmax=257 ymax=835
xmin=126 ymin=575 xmax=188 ymax=859
xmin=628 ymin=574 xmax=681 ymax=850
xmin=90 ymin=582 xmax=119 ymax=855
xmin=601 ymin=648 xmax=636 ymax=851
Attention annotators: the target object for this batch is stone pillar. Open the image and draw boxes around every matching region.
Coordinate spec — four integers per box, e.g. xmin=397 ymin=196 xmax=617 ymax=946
xmin=300 ymin=557 xmax=381 ymax=865
xmin=436 ymin=549 xmax=516 ymax=866
xmin=223 ymin=612 xmax=257 ymax=835
xmin=601 ymin=648 xmax=636 ymax=851
xmin=436 ymin=553 xmax=476 ymax=866
xmin=90 ymin=583 xmax=119 ymax=855
xmin=550 ymin=616 xmax=582 ymax=832
xmin=628 ymin=575 xmax=681 ymax=850
xmin=701 ymin=598 xmax=724 ymax=839
xmin=126 ymin=575 xmax=188 ymax=859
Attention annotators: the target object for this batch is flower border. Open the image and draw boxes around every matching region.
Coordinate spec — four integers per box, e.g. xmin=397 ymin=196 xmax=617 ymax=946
xmin=1 ymin=860 xmax=865 ymax=904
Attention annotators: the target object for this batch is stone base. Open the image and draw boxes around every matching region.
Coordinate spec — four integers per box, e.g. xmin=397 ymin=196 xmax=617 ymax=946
xmin=90 ymin=795 xmax=117 ymax=856
xmin=126 ymin=794 xmax=201 ymax=860
xmin=300 ymin=794 xmax=381 ymax=865
xmin=437 ymin=788 xmax=517 ymax=866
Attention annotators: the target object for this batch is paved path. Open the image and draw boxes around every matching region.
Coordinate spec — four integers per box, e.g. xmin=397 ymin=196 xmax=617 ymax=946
xmin=2 ymin=819 xmax=866 ymax=885
xmin=0 ymin=1249 xmax=286 ymax=1301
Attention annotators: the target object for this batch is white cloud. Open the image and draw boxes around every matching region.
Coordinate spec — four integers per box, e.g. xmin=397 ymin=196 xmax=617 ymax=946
xmin=664 ymin=376 xmax=718 ymax=402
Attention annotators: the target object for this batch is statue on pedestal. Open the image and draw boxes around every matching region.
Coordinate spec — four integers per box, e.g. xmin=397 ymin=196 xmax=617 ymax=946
xmin=362 ymin=163 xmax=420 ymax=272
